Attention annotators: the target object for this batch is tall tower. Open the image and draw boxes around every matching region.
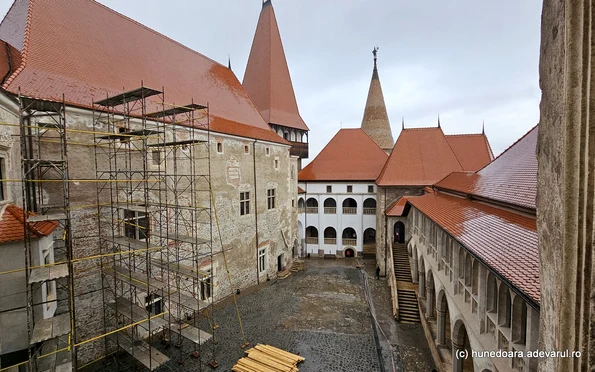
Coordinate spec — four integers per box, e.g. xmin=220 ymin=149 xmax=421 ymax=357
xmin=361 ymin=48 xmax=394 ymax=153
xmin=243 ymin=0 xmax=310 ymax=168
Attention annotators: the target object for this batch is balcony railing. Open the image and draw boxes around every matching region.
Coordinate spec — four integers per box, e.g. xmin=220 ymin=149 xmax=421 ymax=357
xmin=289 ymin=141 xmax=309 ymax=158
xmin=324 ymin=207 xmax=336 ymax=214
xmin=305 ymin=207 xmax=318 ymax=214
xmin=324 ymin=238 xmax=337 ymax=245
xmin=342 ymin=238 xmax=357 ymax=246
xmin=363 ymin=208 xmax=376 ymax=215
xmin=342 ymin=207 xmax=357 ymax=214
xmin=305 ymin=237 xmax=318 ymax=244
xmin=298 ymin=207 xmax=305 ymax=213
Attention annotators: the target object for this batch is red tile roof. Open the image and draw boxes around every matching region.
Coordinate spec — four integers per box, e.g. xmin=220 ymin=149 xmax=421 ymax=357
xmin=435 ymin=125 xmax=538 ymax=210
xmin=242 ymin=1 xmax=309 ymax=131
xmin=376 ymin=127 xmax=464 ymax=186
xmin=298 ymin=128 xmax=388 ymax=181
xmin=445 ymin=134 xmax=494 ymax=171
xmin=0 ymin=204 xmax=58 ymax=244
xmin=298 ymin=187 xmax=305 ymax=194
xmin=407 ymin=191 xmax=539 ymax=303
xmin=386 ymin=196 xmax=410 ymax=217
xmin=0 ymin=41 xmax=21 ymax=84
xmin=0 ymin=0 xmax=287 ymax=144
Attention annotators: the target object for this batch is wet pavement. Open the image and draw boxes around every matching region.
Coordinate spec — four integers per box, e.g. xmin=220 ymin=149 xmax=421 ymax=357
xmin=91 ymin=258 xmax=434 ymax=372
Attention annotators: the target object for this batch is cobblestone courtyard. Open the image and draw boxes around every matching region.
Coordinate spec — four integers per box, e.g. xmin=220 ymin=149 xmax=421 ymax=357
xmin=93 ymin=259 xmax=434 ymax=372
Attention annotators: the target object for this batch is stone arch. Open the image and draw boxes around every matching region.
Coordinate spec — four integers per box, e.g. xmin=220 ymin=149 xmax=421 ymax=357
xmin=290 ymin=130 xmax=296 ymax=142
xmin=511 ymin=295 xmax=527 ymax=344
xmin=497 ymin=283 xmax=511 ymax=327
xmin=324 ymin=227 xmax=337 ymax=241
xmin=426 ymin=270 xmax=436 ymax=318
xmin=486 ymin=272 xmax=498 ymax=313
xmin=305 ymin=226 xmax=319 ymax=244
xmin=363 ymin=228 xmax=376 ymax=245
xmin=323 ymin=197 xmax=336 ymax=214
xmin=452 ymin=319 xmax=474 ymax=372
xmin=412 ymin=245 xmax=419 ymax=283
xmin=363 ymin=198 xmax=376 ymax=208
xmin=306 ymin=197 xmax=318 ymax=213
xmin=298 ymin=198 xmax=305 ymax=210
xmin=342 ymin=197 xmax=357 ymax=208
xmin=344 ymin=247 xmax=355 ymax=258
xmin=394 ymin=221 xmax=405 ymax=243
xmin=342 ymin=227 xmax=357 ymax=240
xmin=437 ymin=289 xmax=452 ymax=350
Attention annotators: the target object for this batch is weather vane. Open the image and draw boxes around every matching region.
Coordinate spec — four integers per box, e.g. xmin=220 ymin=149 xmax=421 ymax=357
xmin=373 ymin=46 xmax=379 ymax=66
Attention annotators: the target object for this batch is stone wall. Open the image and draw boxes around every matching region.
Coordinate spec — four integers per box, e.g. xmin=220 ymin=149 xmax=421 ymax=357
xmin=538 ymin=1 xmax=594 ymax=370
xmin=375 ymin=185 xmax=424 ymax=275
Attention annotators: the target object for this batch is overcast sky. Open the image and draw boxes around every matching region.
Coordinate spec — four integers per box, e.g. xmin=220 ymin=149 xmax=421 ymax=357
xmin=0 ymin=0 xmax=542 ymax=161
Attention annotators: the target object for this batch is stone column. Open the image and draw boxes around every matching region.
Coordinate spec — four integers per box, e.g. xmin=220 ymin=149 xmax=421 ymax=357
xmin=418 ymin=270 xmax=425 ymax=298
xmin=426 ymin=286 xmax=435 ymax=318
xmin=452 ymin=341 xmax=464 ymax=372
xmin=538 ymin=1 xmax=595 ymax=371
xmin=412 ymin=256 xmax=419 ymax=283
xmin=436 ymin=309 xmax=446 ymax=345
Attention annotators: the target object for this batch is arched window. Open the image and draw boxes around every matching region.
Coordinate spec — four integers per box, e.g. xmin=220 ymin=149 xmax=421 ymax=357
xmin=324 ymin=227 xmax=337 ymax=244
xmin=290 ymin=130 xmax=296 ymax=142
xmin=342 ymin=227 xmax=357 ymax=245
xmin=305 ymin=226 xmax=318 ymax=244
xmin=498 ymin=284 xmax=511 ymax=327
xmin=342 ymin=198 xmax=357 ymax=214
xmin=298 ymin=198 xmax=305 ymax=211
xmin=363 ymin=228 xmax=376 ymax=245
xmin=302 ymin=133 xmax=307 ymax=143
xmin=486 ymin=273 xmax=498 ymax=313
xmin=323 ymin=198 xmax=336 ymax=214
xmin=363 ymin=198 xmax=376 ymax=215
xmin=511 ymin=296 xmax=527 ymax=344
xmin=305 ymin=198 xmax=318 ymax=213
xmin=393 ymin=221 xmax=405 ymax=243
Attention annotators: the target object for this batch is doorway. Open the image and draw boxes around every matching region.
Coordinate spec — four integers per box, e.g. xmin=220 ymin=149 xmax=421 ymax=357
xmin=277 ymin=254 xmax=283 ymax=272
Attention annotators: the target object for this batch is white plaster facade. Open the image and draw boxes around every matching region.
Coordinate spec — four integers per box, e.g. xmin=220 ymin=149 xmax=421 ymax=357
xmin=297 ymin=182 xmax=377 ymax=257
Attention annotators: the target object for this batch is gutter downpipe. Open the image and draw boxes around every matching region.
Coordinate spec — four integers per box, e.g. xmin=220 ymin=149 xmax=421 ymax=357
xmin=384 ymin=188 xmax=388 ymax=277
xmin=253 ymin=140 xmax=260 ymax=285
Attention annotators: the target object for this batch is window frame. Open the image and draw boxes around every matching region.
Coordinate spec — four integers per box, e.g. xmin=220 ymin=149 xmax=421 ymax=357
xmin=326 ymin=185 xmax=332 ymax=193
xmin=258 ymin=247 xmax=267 ymax=273
xmin=123 ymin=209 xmax=149 ymax=240
xmin=240 ymin=191 xmax=251 ymax=216
xmin=267 ymin=188 xmax=276 ymax=210
xmin=0 ymin=155 xmax=5 ymax=201
xmin=347 ymin=185 xmax=353 ymax=193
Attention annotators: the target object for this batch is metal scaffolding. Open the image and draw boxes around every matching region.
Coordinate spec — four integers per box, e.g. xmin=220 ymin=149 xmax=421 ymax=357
xmin=92 ymin=87 xmax=217 ymax=371
xmin=0 ymin=85 xmax=222 ymax=372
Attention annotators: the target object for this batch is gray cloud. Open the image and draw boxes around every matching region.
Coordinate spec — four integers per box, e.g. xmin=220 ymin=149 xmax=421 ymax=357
xmin=0 ymin=0 xmax=542 ymax=161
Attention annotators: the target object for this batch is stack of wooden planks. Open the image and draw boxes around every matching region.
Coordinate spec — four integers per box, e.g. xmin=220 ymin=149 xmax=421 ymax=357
xmin=232 ymin=344 xmax=305 ymax=372
xmin=278 ymin=270 xmax=291 ymax=279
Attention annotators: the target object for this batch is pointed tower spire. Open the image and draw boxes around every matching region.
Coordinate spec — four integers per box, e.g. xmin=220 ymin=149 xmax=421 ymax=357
xmin=361 ymin=48 xmax=394 ymax=153
xmin=402 ymin=117 xmax=405 ymax=130
xmin=243 ymin=0 xmax=309 ymax=133
xmin=438 ymin=114 xmax=441 ymax=128
xmin=482 ymin=120 xmax=485 ymax=134
xmin=228 ymin=54 xmax=232 ymax=70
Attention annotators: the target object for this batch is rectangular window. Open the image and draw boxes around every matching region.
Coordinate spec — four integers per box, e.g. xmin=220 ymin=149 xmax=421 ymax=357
xmin=217 ymin=142 xmax=223 ymax=153
xmin=123 ymin=209 xmax=148 ymax=240
xmin=240 ymin=192 xmax=250 ymax=215
xmin=244 ymin=145 xmax=250 ymax=154
xmin=267 ymin=189 xmax=276 ymax=209
xmin=151 ymin=150 xmax=162 ymax=166
xmin=347 ymin=185 xmax=353 ymax=193
xmin=265 ymin=147 xmax=270 ymax=156
xmin=145 ymin=294 xmax=162 ymax=315
xmin=258 ymin=248 xmax=267 ymax=273
xmin=200 ymin=270 xmax=212 ymax=301
xmin=0 ymin=157 xmax=5 ymax=201
xmin=274 ymin=157 xmax=279 ymax=169
xmin=326 ymin=185 xmax=332 ymax=193
xmin=292 ymin=199 xmax=295 ymax=208
xmin=368 ymin=185 xmax=374 ymax=193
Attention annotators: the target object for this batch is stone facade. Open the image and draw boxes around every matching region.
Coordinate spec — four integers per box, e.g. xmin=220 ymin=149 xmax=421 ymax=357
xmin=375 ymin=185 xmax=424 ymax=276
xmin=0 ymin=96 xmax=298 ymax=364
xmin=537 ymin=1 xmax=594 ymax=370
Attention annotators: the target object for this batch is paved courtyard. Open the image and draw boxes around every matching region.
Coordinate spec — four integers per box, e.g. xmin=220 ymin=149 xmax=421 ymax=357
xmin=94 ymin=259 xmax=434 ymax=372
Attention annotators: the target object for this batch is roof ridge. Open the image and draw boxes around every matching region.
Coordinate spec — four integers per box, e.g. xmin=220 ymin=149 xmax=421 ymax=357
xmin=2 ymin=0 xmax=32 ymax=89
xmin=445 ymin=133 xmax=484 ymax=137
xmin=477 ymin=124 xmax=538 ymax=173
xmin=441 ymin=126 xmax=465 ymax=171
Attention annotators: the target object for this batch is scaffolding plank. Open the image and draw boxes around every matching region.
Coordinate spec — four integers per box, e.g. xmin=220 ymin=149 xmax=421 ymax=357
xmin=95 ymin=87 xmax=162 ymax=107
xmin=103 ymin=235 xmax=162 ymax=250
xmin=145 ymin=103 xmax=207 ymax=118
xmin=146 ymin=139 xmax=207 ymax=148
xmin=111 ymin=204 xmax=160 ymax=213
xmin=27 ymin=213 xmax=66 ymax=222
xmin=153 ymin=231 xmax=209 ymax=245
xmin=106 ymin=297 xmax=168 ymax=332
xmin=21 ymin=97 xmax=63 ymax=113
xmin=104 ymin=266 xmax=166 ymax=290
xmin=166 ymin=291 xmax=209 ymax=312
xmin=30 ymin=314 xmax=71 ymax=344
xmin=108 ymin=333 xmax=169 ymax=371
xmin=29 ymin=263 xmax=69 ymax=284
xmin=169 ymin=322 xmax=212 ymax=345
xmin=151 ymin=257 xmax=209 ymax=278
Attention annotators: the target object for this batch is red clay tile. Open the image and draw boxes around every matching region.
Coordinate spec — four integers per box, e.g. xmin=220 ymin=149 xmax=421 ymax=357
xmin=0 ymin=204 xmax=58 ymax=244
xmin=445 ymin=133 xmax=494 ymax=171
xmin=298 ymin=128 xmax=388 ymax=181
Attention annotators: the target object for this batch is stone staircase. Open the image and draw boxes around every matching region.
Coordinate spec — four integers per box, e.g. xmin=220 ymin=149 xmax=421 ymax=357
xmin=362 ymin=243 xmax=376 ymax=259
xmin=393 ymin=243 xmax=421 ymax=323
xmin=393 ymin=243 xmax=412 ymax=282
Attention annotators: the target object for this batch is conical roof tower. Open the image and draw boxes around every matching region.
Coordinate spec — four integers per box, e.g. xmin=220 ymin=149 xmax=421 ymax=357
xmin=361 ymin=48 xmax=394 ymax=152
